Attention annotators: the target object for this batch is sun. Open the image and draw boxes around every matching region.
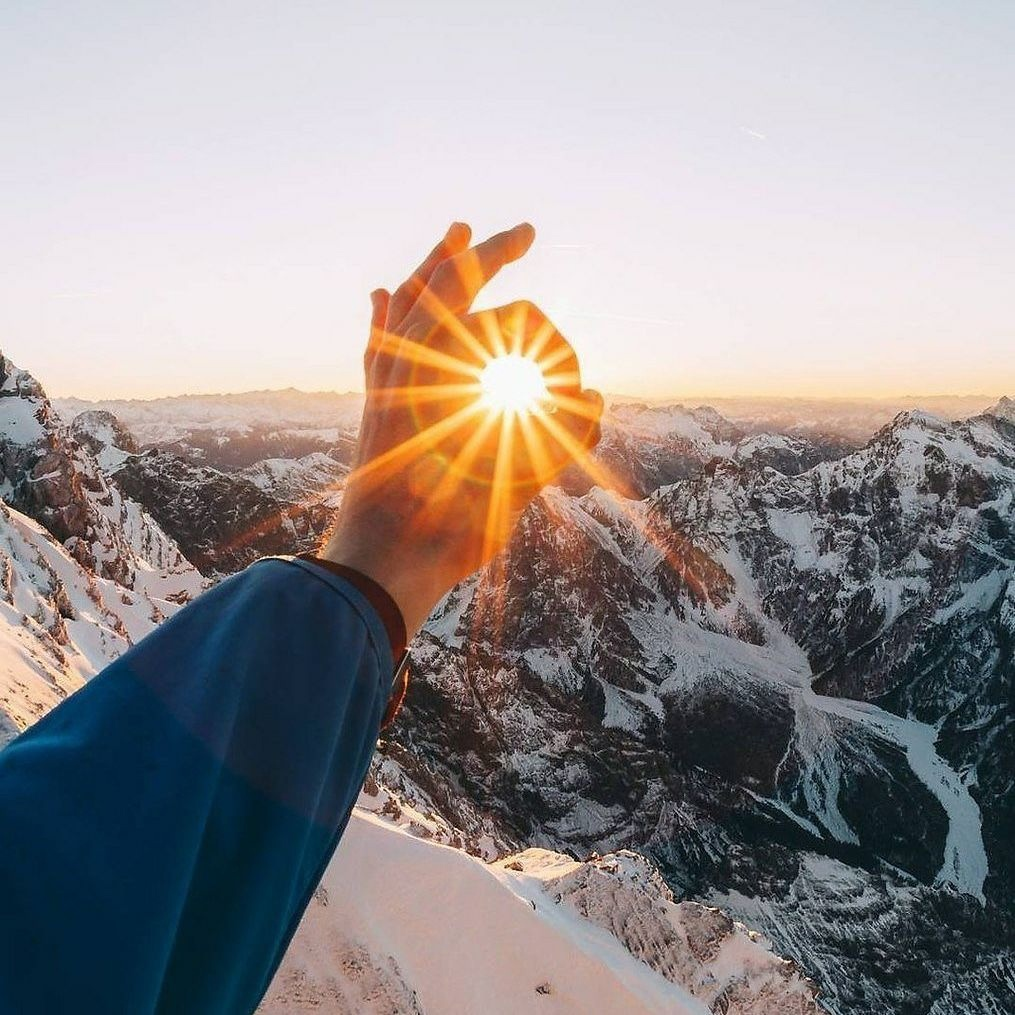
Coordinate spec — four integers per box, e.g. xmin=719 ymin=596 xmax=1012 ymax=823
xmin=479 ymin=354 xmax=549 ymax=415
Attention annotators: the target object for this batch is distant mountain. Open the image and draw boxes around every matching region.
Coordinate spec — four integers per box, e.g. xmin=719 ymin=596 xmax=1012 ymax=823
xmin=56 ymin=389 xmax=362 ymax=471
xmin=621 ymin=394 xmax=1003 ymax=444
xmin=66 ymin=395 xmax=349 ymax=574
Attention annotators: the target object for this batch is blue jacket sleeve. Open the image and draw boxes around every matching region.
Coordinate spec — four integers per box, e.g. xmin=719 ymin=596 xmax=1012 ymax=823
xmin=0 ymin=557 xmax=395 ymax=1015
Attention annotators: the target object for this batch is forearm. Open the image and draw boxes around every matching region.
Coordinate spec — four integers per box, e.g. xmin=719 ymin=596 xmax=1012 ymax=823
xmin=0 ymin=558 xmax=393 ymax=1014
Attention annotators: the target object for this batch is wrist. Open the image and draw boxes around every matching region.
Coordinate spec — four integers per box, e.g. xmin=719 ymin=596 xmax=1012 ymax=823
xmin=321 ymin=522 xmax=449 ymax=638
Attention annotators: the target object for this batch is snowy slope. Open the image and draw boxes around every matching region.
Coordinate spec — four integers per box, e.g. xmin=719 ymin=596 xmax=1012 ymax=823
xmin=263 ymin=811 xmax=705 ymax=1015
xmin=0 ymin=501 xmax=196 ymax=743
xmin=263 ymin=801 xmax=823 ymax=1015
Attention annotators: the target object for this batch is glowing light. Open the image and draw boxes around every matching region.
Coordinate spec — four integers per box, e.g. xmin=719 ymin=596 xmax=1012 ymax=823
xmin=479 ymin=354 xmax=548 ymax=415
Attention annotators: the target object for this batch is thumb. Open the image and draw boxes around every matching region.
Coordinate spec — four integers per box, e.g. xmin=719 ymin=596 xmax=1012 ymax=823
xmin=558 ymin=388 xmax=604 ymax=452
xmin=536 ymin=388 xmax=604 ymax=483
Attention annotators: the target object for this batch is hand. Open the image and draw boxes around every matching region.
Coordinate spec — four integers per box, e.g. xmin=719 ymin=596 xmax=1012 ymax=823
xmin=323 ymin=222 xmax=603 ymax=636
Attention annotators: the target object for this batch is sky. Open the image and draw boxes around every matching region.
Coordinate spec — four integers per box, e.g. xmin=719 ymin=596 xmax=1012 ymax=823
xmin=2 ymin=1 xmax=1013 ymax=400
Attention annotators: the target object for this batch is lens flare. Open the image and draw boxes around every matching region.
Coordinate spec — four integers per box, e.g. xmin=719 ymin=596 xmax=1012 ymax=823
xmin=479 ymin=354 xmax=548 ymax=415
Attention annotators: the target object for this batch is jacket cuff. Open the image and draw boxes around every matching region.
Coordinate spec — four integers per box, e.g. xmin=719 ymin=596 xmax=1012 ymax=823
xmin=294 ymin=554 xmax=407 ymax=661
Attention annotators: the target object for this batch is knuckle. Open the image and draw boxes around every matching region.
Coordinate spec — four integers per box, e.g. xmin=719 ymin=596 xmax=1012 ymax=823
xmin=431 ymin=258 xmax=456 ymax=285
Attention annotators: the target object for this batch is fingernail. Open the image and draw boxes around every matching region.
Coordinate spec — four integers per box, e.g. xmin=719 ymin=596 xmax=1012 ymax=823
xmin=370 ymin=289 xmax=385 ymax=305
xmin=446 ymin=221 xmax=470 ymax=242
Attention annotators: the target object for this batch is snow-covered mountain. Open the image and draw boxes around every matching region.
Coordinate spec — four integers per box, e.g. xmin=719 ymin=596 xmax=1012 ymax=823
xmin=56 ymin=389 xmax=362 ymax=471
xmin=67 ymin=401 xmax=347 ymax=574
xmin=17 ymin=365 xmax=1015 ymax=1013
xmin=0 ymin=492 xmax=821 ymax=1015
xmin=1 ymin=353 xmax=824 ymax=1013
xmin=384 ymin=410 xmax=1015 ymax=1014
xmin=0 ymin=356 xmax=200 ymax=598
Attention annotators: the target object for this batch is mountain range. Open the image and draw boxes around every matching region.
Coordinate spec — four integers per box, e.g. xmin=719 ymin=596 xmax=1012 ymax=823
xmin=3 ymin=349 xmax=1014 ymax=1013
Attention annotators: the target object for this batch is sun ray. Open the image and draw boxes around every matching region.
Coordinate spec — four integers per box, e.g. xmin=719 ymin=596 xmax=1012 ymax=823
xmin=534 ymin=341 xmax=577 ymax=375
xmin=374 ymin=329 xmax=484 ymax=379
xmin=370 ymin=381 xmax=481 ymax=408
xmin=482 ymin=411 xmax=517 ymax=564
xmin=523 ymin=316 xmax=561 ymax=364
xmin=536 ymin=410 xmax=690 ymax=573
xmin=536 ymin=409 xmax=633 ymax=497
xmin=416 ymin=289 xmax=497 ymax=366
xmin=544 ymin=371 xmax=583 ymax=393
xmin=544 ymin=390 xmax=604 ymax=422
xmin=517 ymin=410 xmax=557 ymax=484
xmin=347 ymin=402 xmax=485 ymax=489
xmin=478 ymin=310 xmax=510 ymax=359
xmin=409 ymin=410 xmax=503 ymax=536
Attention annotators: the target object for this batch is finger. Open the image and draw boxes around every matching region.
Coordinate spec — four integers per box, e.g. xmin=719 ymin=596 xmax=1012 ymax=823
xmin=371 ymin=287 xmax=390 ymax=329
xmin=363 ymin=288 xmax=391 ymax=376
xmin=490 ymin=300 xmax=582 ymax=395
xmin=421 ymin=222 xmax=535 ymax=320
xmin=532 ymin=388 xmax=604 ymax=486
xmin=386 ymin=222 xmax=472 ymax=330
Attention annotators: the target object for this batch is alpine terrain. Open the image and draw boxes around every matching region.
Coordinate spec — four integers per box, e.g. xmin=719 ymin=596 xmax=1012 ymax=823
xmin=2 ymin=351 xmax=824 ymax=1013
xmin=2 ymin=348 xmax=1012 ymax=1013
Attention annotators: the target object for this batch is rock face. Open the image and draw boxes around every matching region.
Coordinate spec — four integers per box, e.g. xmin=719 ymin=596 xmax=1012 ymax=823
xmin=112 ymin=450 xmax=343 ymax=574
xmin=0 ymin=354 xmax=200 ymax=598
xmin=57 ymin=391 xmax=351 ymax=575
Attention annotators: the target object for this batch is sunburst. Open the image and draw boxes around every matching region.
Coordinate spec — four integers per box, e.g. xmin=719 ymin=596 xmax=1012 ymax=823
xmin=227 ymin=264 xmax=674 ymax=640
xmin=478 ymin=354 xmax=549 ymax=415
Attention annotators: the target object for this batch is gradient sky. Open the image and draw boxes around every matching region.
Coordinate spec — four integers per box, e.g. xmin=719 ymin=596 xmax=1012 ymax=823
xmin=2 ymin=1 xmax=1013 ymax=400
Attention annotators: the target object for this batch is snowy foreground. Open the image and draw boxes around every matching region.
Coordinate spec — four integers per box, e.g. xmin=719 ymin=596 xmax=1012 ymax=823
xmin=264 ymin=810 xmax=699 ymax=1015
xmin=263 ymin=801 xmax=820 ymax=1015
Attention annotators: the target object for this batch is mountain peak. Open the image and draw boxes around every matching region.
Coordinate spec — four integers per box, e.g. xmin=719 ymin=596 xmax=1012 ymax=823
xmin=985 ymin=395 xmax=1015 ymax=421
xmin=0 ymin=351 xmax=47 ymax=401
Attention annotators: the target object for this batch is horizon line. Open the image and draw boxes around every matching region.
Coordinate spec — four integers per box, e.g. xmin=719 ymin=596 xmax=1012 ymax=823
xmin=50 ymin=386 xmax=1009 ymax=406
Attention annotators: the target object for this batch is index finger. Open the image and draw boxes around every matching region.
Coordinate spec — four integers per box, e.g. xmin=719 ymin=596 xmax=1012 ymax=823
xmin=386 ymin=222 xmax=473 ymax=330
xmin=420 ymin=223 xmax=536 ymax=320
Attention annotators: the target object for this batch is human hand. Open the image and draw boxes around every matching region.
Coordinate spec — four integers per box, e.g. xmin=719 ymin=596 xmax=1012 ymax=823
xmin=323 ymin=222 xmax=603 ymax=636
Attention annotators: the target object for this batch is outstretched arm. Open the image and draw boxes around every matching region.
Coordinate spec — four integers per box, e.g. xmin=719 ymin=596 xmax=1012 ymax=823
xmin=0 ymin=222 xmax=602 ymax=1014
